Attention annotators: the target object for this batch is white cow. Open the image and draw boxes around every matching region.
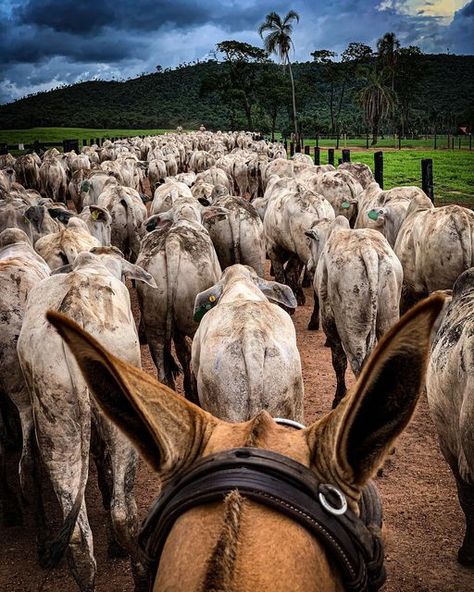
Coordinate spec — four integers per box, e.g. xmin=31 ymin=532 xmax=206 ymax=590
xmin=192 ymin=265 xmax=302 ymax=422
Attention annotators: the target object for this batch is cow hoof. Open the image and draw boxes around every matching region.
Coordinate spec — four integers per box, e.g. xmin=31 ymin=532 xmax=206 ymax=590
xmin=108 ymin=540 xmax=128 ymax=559
xmin=458 ymin=546 xmax=474 ymax=567
xmin=1 ymin=507 xmax=23 ymax=528
xmin=296 ymin=295 xmax=306 ymax=306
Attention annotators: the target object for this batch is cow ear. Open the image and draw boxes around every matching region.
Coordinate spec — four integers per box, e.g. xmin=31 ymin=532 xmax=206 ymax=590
xmin=46 ymin=311 xmax=220 ymax=478
xmin=305 ymin=229 xmax=319 ymax=241
xmin=24 ymin=206 xmax=45 ymax=232
xmin=48 ymin=208 xmax=74 ymax=225
xmin=193 ymin=284 xmax=223 ymax=322
xmin=89 ymin=205 xmax=111 ymax=223
xmin=51 ymin=264 xmax=73 ymax=275
xmin=256 ymin=278 xmax=297 ymax=309
xmin=145 ymin=213 xmax=173 ymax=232
xmin=306 ymin=293 xmax=446 ymax=487
xmin=121 ymin=260 xmax=157 ymax=288
xmin=202 ymin=206 xmax=229 ymax=222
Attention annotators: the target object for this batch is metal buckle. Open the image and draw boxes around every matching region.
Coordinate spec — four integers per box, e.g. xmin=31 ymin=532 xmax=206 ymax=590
xmin=319 ymin=484 xmax=348 ymax=516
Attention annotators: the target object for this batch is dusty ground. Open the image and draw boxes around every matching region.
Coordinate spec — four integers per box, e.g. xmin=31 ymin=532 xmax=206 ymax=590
xmin=1 ymin=286 xmax=472 ymax=591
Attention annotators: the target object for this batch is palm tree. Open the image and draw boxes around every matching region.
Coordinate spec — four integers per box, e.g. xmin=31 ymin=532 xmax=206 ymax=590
xmin=259 ymin=10 xmax=300 ymax=140
xmin=358 ymin=67 xmax=396 ymax=145
xmin=377 ymin=32 xmax=400 ymax=90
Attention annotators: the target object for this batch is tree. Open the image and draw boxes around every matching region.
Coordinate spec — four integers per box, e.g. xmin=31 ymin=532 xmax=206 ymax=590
xmin=394 ymin=46 xmax=424 ymax=137
xmin=358 ymin=67 xmax=396 ymax=145
xmin=256 ymin=64 xmax=291 ymax=141
xmin=258 ymin=10 xmax=300 ymax=139
xmin=376 ymin=32 xmax=400 ymax=90
xmin=201 ymin=40 xmax=268 ymax=129
xmin=341 ymin=42 xmax=373 ymax=63
xmin=310 ymin=49 xmax=346 ymax=138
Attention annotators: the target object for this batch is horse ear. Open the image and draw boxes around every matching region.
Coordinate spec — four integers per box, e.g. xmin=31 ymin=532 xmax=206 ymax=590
xmin=46 ymin=311 xmax=220 ymax=479
xmin=306 ymin=294 xmax=446 ymax=487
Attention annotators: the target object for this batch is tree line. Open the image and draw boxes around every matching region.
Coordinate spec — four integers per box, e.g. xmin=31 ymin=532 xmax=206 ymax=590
xmin=0 ymin=27 xmax=472 ymax=139
xmin=200 ymin=10 xmax=470 ymax=145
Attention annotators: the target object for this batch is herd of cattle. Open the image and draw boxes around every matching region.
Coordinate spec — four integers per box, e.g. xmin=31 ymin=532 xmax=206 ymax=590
xmin=0 ymin=130 xmax=473 ymax=591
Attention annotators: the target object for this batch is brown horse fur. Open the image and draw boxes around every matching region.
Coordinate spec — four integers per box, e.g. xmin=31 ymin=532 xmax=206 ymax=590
xmin=46 ymin=293 xmax=445 ymax=592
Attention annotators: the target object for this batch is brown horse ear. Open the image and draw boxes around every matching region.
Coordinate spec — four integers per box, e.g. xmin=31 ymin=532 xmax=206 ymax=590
xmin=307 ymin=293 xmax=446 ymax=487
xmin=46 ymin=311 xmax=220 ymax=480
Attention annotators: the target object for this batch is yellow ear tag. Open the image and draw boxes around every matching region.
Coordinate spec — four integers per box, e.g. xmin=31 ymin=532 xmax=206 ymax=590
xmin=209 ymin=295 xmax=216 ymax=302
xmin=91 ymin=210 xmax=100 ymax=220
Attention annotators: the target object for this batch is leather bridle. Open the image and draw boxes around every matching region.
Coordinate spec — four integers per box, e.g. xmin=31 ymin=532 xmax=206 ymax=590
xmin=138 ymin=441 xmax=386 ymax=591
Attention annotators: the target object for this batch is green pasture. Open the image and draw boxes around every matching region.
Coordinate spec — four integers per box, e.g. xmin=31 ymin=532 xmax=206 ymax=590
xmin=1 ymin=128 xmax=472 ymax=206
xmin=0 ymin=127 xmax=174 ymax=145
xmin=311 ymin=149 xmax=473 ymax=205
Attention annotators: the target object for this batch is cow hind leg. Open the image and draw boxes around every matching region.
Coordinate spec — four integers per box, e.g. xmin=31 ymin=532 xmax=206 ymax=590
xmin=323 ymin=318 xmax=347 ymax=408
xmin=174 ymin=333 xmax=199 ymax=405
xmin=285 ymin=257 xmax=305 ymax=306
xmin=454 ymin=467 xmax=474 ymax=566
xmin=307 ymin=290 xmax=320 ymax=331
xmin=147 ymin=339 xmax=178 ymax=390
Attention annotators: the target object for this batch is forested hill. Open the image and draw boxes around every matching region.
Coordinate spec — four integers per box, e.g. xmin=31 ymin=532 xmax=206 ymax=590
xmin=1 ymin=54 xmax=473 ymax=133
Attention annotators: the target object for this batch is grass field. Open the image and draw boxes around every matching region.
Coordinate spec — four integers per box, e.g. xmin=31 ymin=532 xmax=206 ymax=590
xmin=1 ymin=128 xmax=472 ymax=205
xmin=0 ymin=127 xmax=175 ymax=145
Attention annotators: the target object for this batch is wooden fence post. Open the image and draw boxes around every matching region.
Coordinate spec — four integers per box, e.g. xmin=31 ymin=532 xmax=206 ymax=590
xmin=342 ymin=148 xmax=350 ymax=162
xmin=422 ymin=158 xmax=434 ymax=203
xmin=314 ymin=146 xmax=320 ymax=165
xmin=374 ymin=151 xmax=384 ymax=189
xmin=328 ymin=148 xmax=334 ymax=166
xmin=316 ymin=133 xmax=319 ymax=148
xmin=304 ymin=145 xmax=310 ymax=156
xmin=290 ymin=142 xmax=295 ymax=157
xmin=283 ymin=139 xmax=288 ymax=153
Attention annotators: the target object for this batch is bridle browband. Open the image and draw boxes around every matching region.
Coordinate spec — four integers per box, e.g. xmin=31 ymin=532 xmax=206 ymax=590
xmin=139 ymin=446 xmax=386 ymax=591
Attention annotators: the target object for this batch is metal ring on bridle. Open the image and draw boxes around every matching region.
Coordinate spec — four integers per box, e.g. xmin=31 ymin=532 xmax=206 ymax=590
xmin=319 ymin=484 xmax=348 ymax=516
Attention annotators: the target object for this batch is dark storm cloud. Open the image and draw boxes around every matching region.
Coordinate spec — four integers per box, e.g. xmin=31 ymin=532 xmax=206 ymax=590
xmin=18 ymin=0 xmax=289 ymax=34
xmin=1 ymin=0 xmax=473 ymax=103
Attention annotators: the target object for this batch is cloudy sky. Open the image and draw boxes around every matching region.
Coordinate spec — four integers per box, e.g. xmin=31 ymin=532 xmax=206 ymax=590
xmin=1 ymin=0 xmax=473 ymax=104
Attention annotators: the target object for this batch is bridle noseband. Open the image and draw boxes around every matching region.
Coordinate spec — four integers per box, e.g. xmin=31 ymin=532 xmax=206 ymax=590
xmin=139 ymin=439 xmax=386 ymax=591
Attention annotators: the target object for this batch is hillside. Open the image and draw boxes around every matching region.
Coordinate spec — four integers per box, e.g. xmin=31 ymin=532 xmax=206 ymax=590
xmin=0 ymin=55 xmax=473 ymax=133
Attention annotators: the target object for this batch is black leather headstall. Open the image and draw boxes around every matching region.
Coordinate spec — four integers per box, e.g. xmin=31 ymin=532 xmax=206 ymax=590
xmin=139 ymin=447 xmax=386 ymax=591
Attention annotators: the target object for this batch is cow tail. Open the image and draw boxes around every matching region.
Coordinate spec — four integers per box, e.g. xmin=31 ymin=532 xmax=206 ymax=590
xmin=362 ymin=248 xmax=379 ymax=366
xmin=242 ymin=331 xmax=265 ymax=419
xmin=119 ymin=189 xmax=138 ymax=262
xmin=455 ymin=209 xmax=474 ymax=271
xmin=228 ymin=211 xmax=241 ymax=265
xmin=40 ymin=340 xmax=89 ymax=569
xmin=164 ymin=235 xmax=181 ymax=379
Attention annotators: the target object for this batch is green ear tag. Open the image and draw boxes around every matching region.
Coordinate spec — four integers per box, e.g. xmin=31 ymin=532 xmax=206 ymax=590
xmin=193 ymin=301 xmax=215 ymax=323
xmin=341 ymin=201 xmax=350 ymax=209
xmin=368 ymin=209 xmax=380 ymax=221
xmin=81 ymin=180 xmax=90 ymax=193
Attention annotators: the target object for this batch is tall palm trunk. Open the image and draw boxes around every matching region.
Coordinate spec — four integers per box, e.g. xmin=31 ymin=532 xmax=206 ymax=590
xmin=287 ymin=59 xmax=298 ymax=139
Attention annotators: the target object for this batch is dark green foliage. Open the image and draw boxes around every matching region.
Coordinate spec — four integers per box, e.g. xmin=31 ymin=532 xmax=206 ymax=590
xmin=0 ymin=55 xmax=473 ymax=133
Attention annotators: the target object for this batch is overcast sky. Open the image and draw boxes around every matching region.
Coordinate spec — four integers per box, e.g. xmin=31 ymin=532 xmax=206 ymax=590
xmin=1 ymin=0 xmax=473 ymax=104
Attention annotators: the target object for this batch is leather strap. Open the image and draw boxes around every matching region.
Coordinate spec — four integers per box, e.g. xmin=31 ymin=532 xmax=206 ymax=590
xmin=139 ymin=448 xmax=385 ymax=591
